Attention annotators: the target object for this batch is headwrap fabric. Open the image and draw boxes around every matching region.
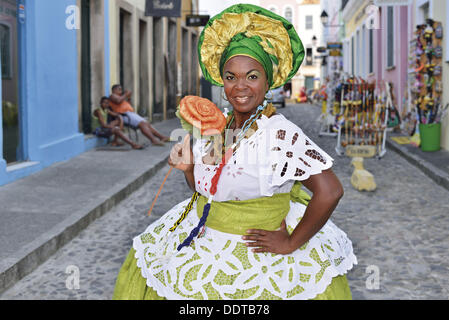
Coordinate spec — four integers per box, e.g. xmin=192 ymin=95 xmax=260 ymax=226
xmin=198 ymin=4 xmax=305 ymax=89
xmin=219 ymin=33 xmax=275 ymax=87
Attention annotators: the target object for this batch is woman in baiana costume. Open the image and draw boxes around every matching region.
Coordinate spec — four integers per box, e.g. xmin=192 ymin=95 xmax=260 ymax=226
xmin=113 ymin=4 xmax=357 ymax=300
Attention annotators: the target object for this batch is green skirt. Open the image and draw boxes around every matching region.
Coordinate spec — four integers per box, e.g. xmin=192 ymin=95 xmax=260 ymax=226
xmin=112 ymin=249 xmax=352 ymax=300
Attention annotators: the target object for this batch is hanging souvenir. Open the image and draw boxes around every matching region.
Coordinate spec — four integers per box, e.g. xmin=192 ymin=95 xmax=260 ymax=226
xmin=424 ymin=25 xmax=434 ymax=45
xmin=416 ymin=24 xmax=426 ymax=34
xmin=425 ymin=64 xmax=435 ymax=75
xmin=435 ymin=80 xmax=443 ymax=93
xmin=425 ymin=45 xmax=434 ymax=63
xmin=415 ymin=37 xmax=424 ymax=56
xmin=414 ymin=59 xmax=425 ymax=72
xmin=435 ymin=24 xmax=443 ymax=39
xmin=434 ymin=45 xmax=443 ymax=58
xmin=426 ymin=78 xmax=434 ymax=93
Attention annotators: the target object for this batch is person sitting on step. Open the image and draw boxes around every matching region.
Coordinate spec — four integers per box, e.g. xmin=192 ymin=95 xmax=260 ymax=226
xmin=109 ymin=84 xmax=170 ymax=146
xmin=92 ymin=96 xmax=143 ymax=150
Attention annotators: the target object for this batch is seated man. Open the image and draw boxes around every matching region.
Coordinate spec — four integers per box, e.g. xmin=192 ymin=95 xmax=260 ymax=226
xmin=92 ymin=97 xmax=143 ymax=150
xmin=109 ymin=84 xmax=170 ymax=146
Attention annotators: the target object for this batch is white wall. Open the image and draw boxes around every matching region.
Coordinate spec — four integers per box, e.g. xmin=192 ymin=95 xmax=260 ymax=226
xmin=296 ymin=2 xmax=323 ymax=90
xmin=297 ymin=3 xmax=322 ymax=48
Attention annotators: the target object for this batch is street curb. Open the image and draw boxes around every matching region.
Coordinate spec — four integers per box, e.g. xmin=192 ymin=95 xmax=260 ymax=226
xmin=386 ymin=139 xmax=449 ymax=193
xmin=0 ymin=155 xmax=169 ymax=295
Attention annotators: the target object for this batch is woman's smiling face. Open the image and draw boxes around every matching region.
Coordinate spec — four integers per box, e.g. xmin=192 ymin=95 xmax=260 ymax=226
xmin=222 ymin=55 xmax=269 ymax=115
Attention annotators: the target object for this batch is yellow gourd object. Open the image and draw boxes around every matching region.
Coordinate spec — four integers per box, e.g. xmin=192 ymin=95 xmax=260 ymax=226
xmin=350 ymin=157 xmax=376 ymax=192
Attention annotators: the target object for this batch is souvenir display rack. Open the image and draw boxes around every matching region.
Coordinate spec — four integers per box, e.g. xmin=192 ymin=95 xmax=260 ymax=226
xmin=409 ymin=19 xmax=444 ymax=126
xmin=334 ymin=77 xmax=393 ymax=158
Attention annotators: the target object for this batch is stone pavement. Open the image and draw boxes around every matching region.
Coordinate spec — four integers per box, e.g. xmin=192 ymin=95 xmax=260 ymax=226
xmin=386 ymin=133 xmax=449 ymax=193
xmin=1 ymin=104 xmax=449 ymax=300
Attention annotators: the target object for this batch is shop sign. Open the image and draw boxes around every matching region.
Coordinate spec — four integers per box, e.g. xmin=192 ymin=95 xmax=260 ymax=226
xmin=327 ymin=42 xmax=343 ymax=50
xmin=145 ymin=0 xmax=181 ymax=17
xmin=346 ymin=146 xmax=377 ymax=158
xmin=18 ymin=3 xmax=25 ymax=24
xmin=327 ymin=43 xmax=342 ymax=57
xmin=186 ymin=15 xmax=210 ymax=27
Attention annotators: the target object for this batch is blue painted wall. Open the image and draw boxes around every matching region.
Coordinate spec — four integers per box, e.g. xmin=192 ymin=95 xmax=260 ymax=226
xmin=27 ymin=0 xmax=84 ymax=163
xmin=0 ymin=0 xmax=90 ymax=186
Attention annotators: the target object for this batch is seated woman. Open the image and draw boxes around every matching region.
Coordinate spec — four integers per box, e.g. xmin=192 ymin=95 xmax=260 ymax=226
xmin=92 ymin=97 xmax=143 ymax=150
xmin=112 ymin=4 xmax=356 ymax=300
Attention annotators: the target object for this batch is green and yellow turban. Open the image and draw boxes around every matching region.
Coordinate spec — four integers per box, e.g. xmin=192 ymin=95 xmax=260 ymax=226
xmin=198 ymin=4 xmax=305 ymax=89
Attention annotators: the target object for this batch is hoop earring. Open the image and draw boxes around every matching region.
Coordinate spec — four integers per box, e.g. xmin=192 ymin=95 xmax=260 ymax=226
xmin=265 ymin=90 xmax=273 ymax=102
xmin=222 ymin=91 xmax=228 ymax=101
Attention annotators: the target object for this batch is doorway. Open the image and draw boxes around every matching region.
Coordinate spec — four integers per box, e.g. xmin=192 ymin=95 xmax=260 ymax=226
xmin=1 ymin=0 xmax=21 ymax=164
xmin=167 ymin=20 xmax=177 ymax=115
xmin=139 ymin=19 xmax=149 ymax=117
xmin=80 ymin=0 xmax=92 ymax=133
xmin=152 ymin=17 xmax=164 ymax=118
xmin=190 ymin=33 xmax=198 ymax=95
xmin=305 ymin=76 xmax=314 ymax=91
xmin=119 ymin=9 xmax=133 ymax=94
xmin=181 ymin=27 xmax=189 ymax=97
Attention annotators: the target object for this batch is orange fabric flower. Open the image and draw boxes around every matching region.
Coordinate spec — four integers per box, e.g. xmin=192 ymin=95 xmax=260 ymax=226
xmin=179 ymin=96 xmax=226 ymax=136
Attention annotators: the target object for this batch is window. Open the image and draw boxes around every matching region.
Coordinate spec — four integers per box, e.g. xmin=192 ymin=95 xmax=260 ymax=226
xmin=416 ymin=1 xmax=430 ymax=25
xmin=351 ymin=36 xmax=354 ymax=74
xmin=305 ymin=76 xmax=314 ymax=90
xmin=343 ymin=41 xmax=349 ymax=73
xmin=284 ymin=7 xmax=293 ymax=23
xmin=387 ymin=6 xmax=394 ymax=68
xmin=361 ymin=26 xmax=366 ymax=77
xmin=306 ymin=47 xmax=313 ymax=66
xmin=305 ymin=15 xmax=313 ymax=30
xmin=419 ymin=2 xmax=429 ymax=23
xmin=369 ymin=29 xmax=374 ymax=74
xmin=0 ymin=23 xmax=11 ymax=79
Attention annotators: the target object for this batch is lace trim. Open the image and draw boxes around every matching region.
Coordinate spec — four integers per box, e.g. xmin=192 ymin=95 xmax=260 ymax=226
xmin=133 ymin=199 xmax=357 ymax=300
xmin=256 ymin=114 xmax=334 ymax=187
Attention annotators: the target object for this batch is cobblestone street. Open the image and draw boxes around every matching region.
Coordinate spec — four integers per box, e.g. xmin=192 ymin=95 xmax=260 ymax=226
xmin=1 ymin=104 xmax=448 ymax=300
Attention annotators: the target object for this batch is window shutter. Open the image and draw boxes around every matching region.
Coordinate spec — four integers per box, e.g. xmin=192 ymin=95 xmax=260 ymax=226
xmin=387 ymin=6 xmax=394 ymax=68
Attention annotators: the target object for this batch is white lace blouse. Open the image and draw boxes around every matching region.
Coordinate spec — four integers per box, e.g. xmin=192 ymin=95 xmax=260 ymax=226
xmin=193 ymin=114 xmax=334 ymax=202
